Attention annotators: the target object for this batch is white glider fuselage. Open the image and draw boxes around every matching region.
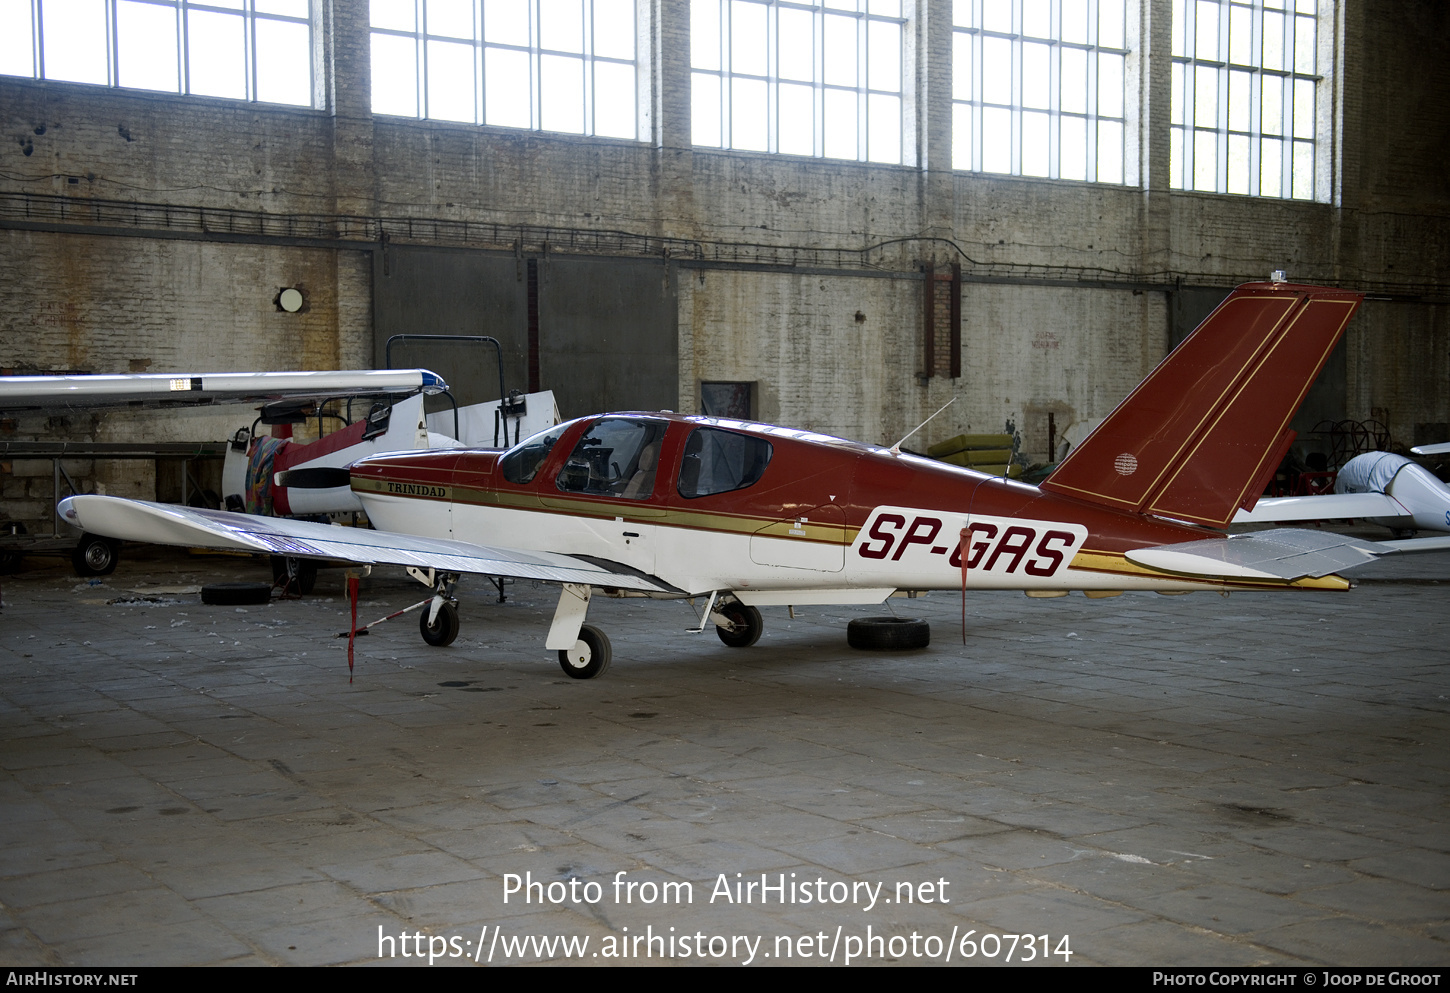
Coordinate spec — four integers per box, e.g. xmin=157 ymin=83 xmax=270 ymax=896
xmin=1235 ymin=451 xmax=1450 ymax=535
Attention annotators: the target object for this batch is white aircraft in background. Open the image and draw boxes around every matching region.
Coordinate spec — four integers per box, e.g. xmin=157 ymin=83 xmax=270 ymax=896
xmin=1234 ymin=449 xmax=1450 ymax=536
xmin=2 ymin=366 xmax=563 ymax=577
xmin=1 ymin=369 xmax=450 ymax=575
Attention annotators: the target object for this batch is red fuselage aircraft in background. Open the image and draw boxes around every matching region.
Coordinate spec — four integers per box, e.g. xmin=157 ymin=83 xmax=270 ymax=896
xmin=65 ymin=281 xmax=1431 ymax=679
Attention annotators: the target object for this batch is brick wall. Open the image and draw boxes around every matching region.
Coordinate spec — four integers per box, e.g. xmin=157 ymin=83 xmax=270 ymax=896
xmin=0 ymin=0 xmax=1446 ymax=532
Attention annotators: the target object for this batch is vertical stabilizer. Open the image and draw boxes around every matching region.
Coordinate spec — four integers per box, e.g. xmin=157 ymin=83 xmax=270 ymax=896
xmin=1041 ymin=282 xmax=1361 ymax=527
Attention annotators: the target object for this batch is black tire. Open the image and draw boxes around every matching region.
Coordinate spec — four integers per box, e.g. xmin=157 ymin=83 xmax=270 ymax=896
xmin=1 ymin=521 xmax=25 ymax=574
xmin=420 ymin=601 xmax=460 ymax=647
xmin=558 ymin=623 xmax=611 ymax=679
xmin=846 ymin=616 xmax=931 ymax=651
xmin=271 ymin=555 xmax=318 ymax=595
xmin=72 ymin=533 xmax=120 ymax=577
xmin=201 ymin=581 xmax=273 ymax=606
xmin=715 ymin=601 xmax=763 ymax=648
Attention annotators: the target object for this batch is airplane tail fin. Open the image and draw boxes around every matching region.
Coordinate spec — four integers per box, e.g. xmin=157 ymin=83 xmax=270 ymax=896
xmin=1041 ymin=282 xmax=1362 ymax=527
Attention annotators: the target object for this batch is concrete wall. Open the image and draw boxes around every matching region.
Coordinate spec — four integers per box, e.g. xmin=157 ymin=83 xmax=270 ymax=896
xmin=1 ymin=0 xmax=1447 ymax=525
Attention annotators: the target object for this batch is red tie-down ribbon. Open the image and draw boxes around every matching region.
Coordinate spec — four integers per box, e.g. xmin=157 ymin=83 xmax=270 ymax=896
xmin=343 ymin=574 xmax=358 ymax=681
xmin=959 ymin=527 xmax=970 ymax=645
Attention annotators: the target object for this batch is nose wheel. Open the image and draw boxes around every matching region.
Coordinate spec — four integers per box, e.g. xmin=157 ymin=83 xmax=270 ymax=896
xmin=558 ymin=624 xmax=611 ymax=679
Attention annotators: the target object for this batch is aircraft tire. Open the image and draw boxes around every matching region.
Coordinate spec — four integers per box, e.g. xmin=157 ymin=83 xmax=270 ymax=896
xmin=558 ymin=624 xmax=611 ymax=679
xmin=420 ymin=601 xmax=460 ymax=647
xmin=1 ymin=521 xmax=26 ymax=574
xmin=271 ymin=555 xmax=318 ymax=596
xmin=201 ymin=581 xmax=273 ymax=606
xmin=715 ymin=602 xmax=763 ymax=648
xmin=72 ymin=533 xmax=120 ymax=577
xmin=846 ymin=617 xmax=930 ymax=651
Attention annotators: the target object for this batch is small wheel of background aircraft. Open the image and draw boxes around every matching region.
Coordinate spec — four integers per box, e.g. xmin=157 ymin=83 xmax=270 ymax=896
xmin=71 ymin=533 xmax=120 ymax=577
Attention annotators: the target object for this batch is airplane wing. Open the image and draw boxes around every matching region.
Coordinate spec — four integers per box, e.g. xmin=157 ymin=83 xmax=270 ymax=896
xmin=1232 ymin=492 xmax=1408 ymax=524
xmin=0 ymin=369 xmax=448 ymax=415
xmin=1125 ymin=528 xmax=1422 ymax=581
xmin=57 ymin=495 xmax=681 ymax=595
xmin=1379 ymin=536 xmax=1450 ymax=553
xmin=1411 ymin=443 xmax=1450 ymax=456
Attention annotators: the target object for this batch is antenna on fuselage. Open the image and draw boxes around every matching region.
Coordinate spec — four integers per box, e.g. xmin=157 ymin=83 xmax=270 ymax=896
xmin=889 ymin=397 xmax=957 ymax=455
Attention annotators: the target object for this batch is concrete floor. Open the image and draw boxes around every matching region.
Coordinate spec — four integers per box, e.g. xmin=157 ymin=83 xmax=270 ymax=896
xmin=0 ymin=542 xmax=1446 ymax=966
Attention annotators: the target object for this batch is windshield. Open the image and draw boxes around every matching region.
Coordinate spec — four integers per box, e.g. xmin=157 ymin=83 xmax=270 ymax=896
xmin=499 ymin=422 xmax=571 ymax=484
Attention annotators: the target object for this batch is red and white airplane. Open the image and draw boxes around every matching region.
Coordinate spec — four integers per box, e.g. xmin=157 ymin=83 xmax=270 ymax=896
xmin=59 ymin=281 xmax=1435 ymax=679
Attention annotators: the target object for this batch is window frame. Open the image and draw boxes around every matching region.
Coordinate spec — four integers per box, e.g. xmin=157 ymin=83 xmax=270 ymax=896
xmin=689 ymin=0 xmax=909 ymax=165
xmin=951 ymin=0 xmax=1134 ymax=185
xmin=1169 ymin=0 xmax=1324 ymax=200
xmin=368 ymin=0 xmax=640 ymax=140
xmin=0 ymin=0 xmax=315 ymax=107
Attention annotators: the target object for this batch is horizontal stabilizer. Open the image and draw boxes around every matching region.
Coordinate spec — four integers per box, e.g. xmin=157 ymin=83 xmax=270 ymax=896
xmin=1378 ymin=535 xmax=1450 ymax=554
xmin=1125 ymin=528 xmax=1385 ymax=580
xmin=1233 ymin=492 xmax=1407 ymax=524
xmin=58 ymin=495 xmax=680 ymax=594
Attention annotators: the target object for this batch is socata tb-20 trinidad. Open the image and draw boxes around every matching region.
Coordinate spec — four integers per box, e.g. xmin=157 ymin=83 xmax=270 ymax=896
xmin=62 ymin=280 xmax=1428 ymax=679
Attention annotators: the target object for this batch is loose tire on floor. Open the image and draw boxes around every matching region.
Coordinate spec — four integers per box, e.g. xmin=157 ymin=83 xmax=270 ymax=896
xmin=558 ymin=624 xmax=611 ymax=679
xmin=200 ymin=581 xmax=273 ymax=606
xmin=72 ymin=533 xmax=120 ymax=577
xmin=419 ymin=601 xmax=460 ymax=647
xmin=846 ymin=616 xmax=930 ymax=651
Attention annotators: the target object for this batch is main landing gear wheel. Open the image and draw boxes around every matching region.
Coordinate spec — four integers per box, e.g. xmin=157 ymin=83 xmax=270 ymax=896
xmin=72 ymin=533 xmax=119 ymax=577
xmin=420 ymin=601 xmax=460 ymax=647
xmin=847 ymin=617 xmax=931 ymax=651
xmin=715 ymin=602 xmax=763 ymax=648
xmin=271 ymin=555 xmax=317 ymax=595
xmin=558 ymin=624 xmax=611 ymax=679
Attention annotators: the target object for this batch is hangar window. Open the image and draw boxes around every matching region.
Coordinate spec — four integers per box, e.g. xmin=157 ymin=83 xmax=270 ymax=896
xmin=369 ymin=0 xmax=638 ymax=140
xmin=690 ymin=0 xmax=906 ymax=165
xmin=700 ymin=381 xmax=754 ymax=420
xmin=0 ymin=0 xmax=312 ymax=106
xmin=951 ymin=0 xmax=1131 ymax=184
xmin=1170 ymin=0 xmax=1321 ymax=199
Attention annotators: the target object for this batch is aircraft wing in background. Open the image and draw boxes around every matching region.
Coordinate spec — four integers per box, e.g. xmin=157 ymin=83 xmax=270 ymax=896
xmin=0 ymin=369 xmax=448 ymax=415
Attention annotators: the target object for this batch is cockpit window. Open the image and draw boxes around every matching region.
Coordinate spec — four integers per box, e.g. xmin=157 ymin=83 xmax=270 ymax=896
xmin=499 ymin=424 xmax=567 ymax=484
xmin=555 ymin=418 xmax=665 ymax=500
xmin=677 ymin=427 xmax=772 ymax=499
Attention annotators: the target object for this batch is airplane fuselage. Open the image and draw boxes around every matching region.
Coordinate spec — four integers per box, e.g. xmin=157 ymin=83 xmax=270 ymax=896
xmin=349 ymin=413 xmax=1348 ymax=602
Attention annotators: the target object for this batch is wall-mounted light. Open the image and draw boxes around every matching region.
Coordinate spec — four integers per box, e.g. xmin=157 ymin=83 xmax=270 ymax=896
xmin=276 ymin=287 xmax=306 ymax=313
